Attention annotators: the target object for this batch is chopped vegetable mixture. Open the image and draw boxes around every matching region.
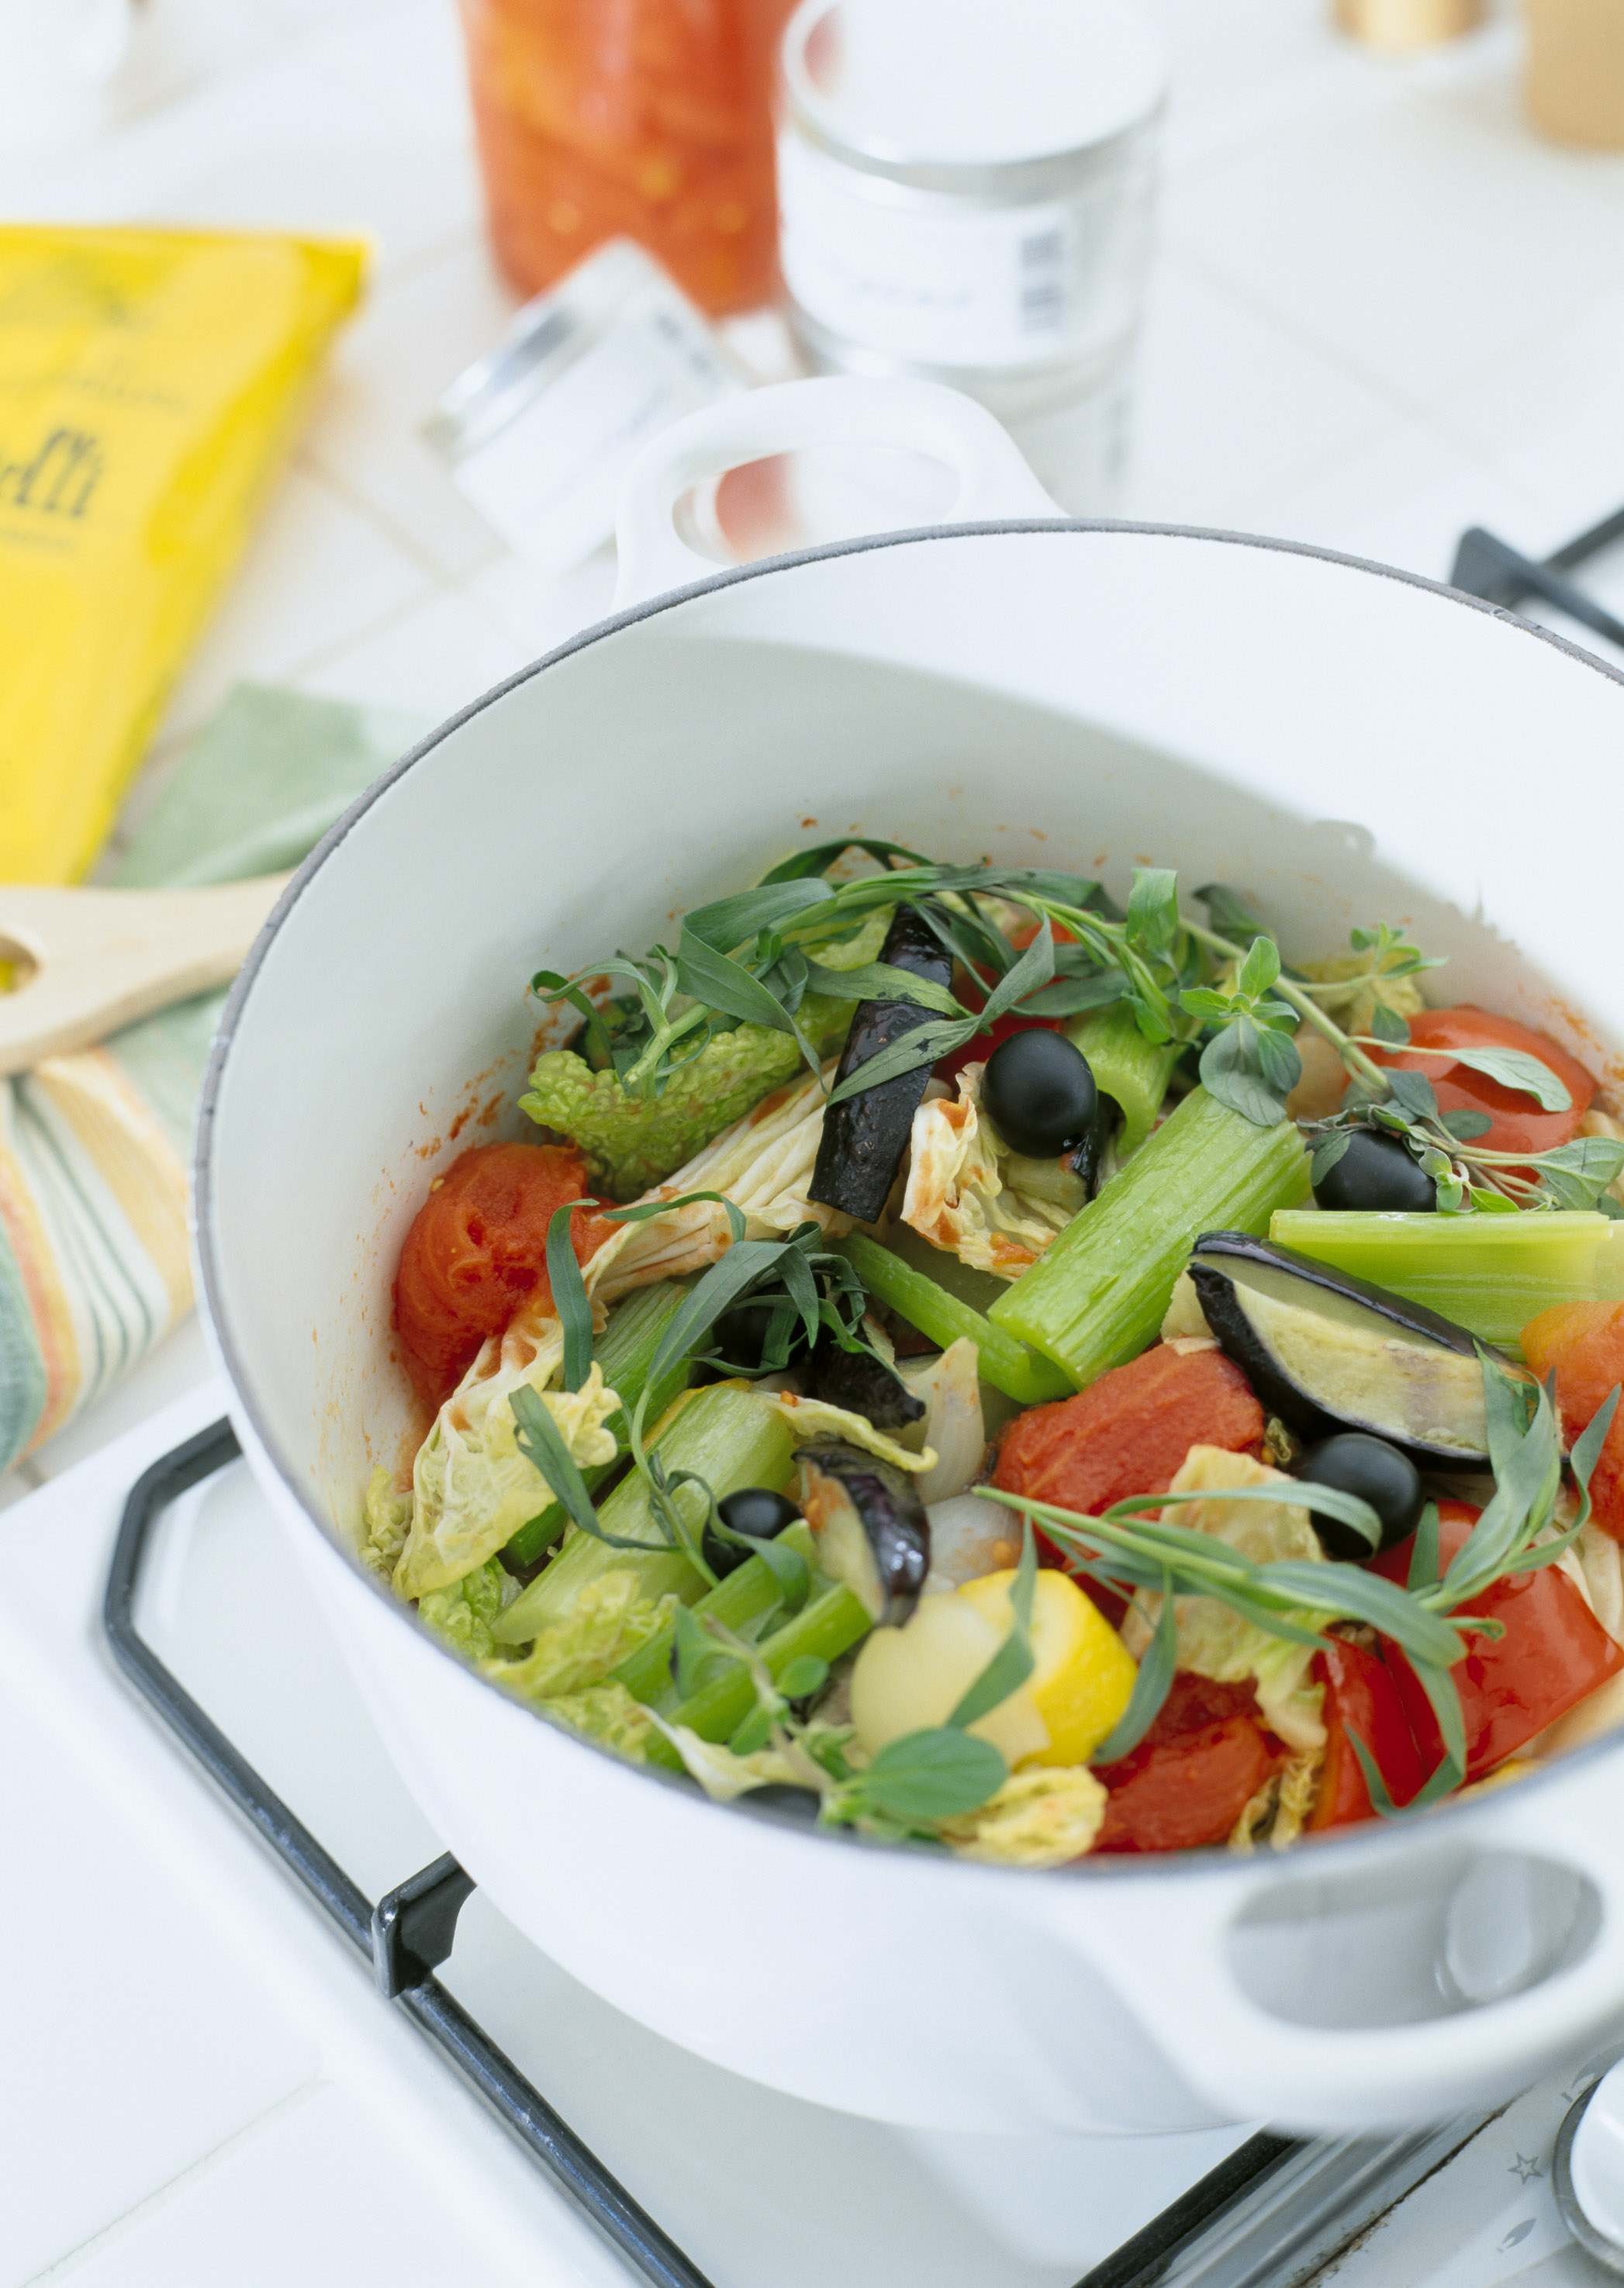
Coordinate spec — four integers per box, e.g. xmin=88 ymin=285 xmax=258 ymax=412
xmin=361 ymin=843 xmax=1624 ymax=1867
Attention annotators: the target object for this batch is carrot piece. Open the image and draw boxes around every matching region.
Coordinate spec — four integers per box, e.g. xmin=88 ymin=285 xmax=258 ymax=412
xmin=1522 ymin=1301 xmax=1624 ymax=1539
xmin=992 ymin=1343 xmax=1265 ymax=1522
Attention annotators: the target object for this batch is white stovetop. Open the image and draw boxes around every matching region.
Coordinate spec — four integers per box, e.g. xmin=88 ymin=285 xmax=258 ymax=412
xmin=5 ymin=2 xmax=1624 ymax=2278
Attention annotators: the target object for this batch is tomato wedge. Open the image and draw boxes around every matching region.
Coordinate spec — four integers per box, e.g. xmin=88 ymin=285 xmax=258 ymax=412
xmin=1092 ymin=1675 xmax=1283 ymax=1854
xmin=394 ymin=1142 xmax=613 ymax=1409
xmin=1373 ymin=1501 xmax=1623 ymax=1781
xmin=1369 ymin=1005 xmax=1592 ymax=1163
xmin=994 ymin=1343 xmax=1265 ymax=1523
xmin=1307 ymin=1637 xmax=1424 ymax=1828
xmin=1522 ymin=1301 xmax=1624 ymax=1541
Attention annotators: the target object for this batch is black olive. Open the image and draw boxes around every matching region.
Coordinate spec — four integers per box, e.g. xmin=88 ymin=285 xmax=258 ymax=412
xmin=1313 ymin=1128 xmax=1436 ymax=1214
xmin=740 ymin=1784 xmax=823 ymax=1825
xmin=1294 ymin=1432 xmax=1425 ymax=1560
xmin=983 ymin=1029 xmax=1098 ymax=1159
xmin=703 ymin=1486 xmax=801 ymax=1576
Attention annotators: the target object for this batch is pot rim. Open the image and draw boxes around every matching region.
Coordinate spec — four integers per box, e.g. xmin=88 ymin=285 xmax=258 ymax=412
xmin=194 ymin=513 xmax=1624 ymax=1888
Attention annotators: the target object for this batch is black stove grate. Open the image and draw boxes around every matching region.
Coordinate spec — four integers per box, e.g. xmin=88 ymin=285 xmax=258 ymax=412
xmin=106 ymin=1420 xmax=1469 ymax=2288
xmin=1451 ymin=503 xmax=1624 ymax=656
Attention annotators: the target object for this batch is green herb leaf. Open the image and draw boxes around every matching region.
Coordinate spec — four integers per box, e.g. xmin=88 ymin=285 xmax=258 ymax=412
xmin=1369 ymin=1004 xmax=1411 ymax=1046
xmin=729 ymin=1706 xmax=775 ymax=1754
xmin=949 ymin=1522 xmax=1038 ymax=1729
xmin=800 ymin=958 xmax=962 ymax=1016
xmin=1449 ymin=1045 xmax=1571 ymax=1111
xmin=1017 ymin=965 xmax=1129 ymax=1018
xmin=1440 ymin=1107 xmax=1494 ymax=1142
xmin=825 ymin=1017 xmax=979 ymax=1105
xmin=1407 ymin=1501 xmax=1440 ymax=1592
xmin=1126 ymin=867 xmax=1180 ymax=956
xmin=1198 ymin=1021 xmax=1294 ymax=1126
xmin=734 ymin=1529 xmax=810 ymax=1612
xmin=682 ymin=879 xmax=835 ymax=951
xmin=603 ymin=1188 xmax=748 ymax=1241
xmin=673 ymin=1604 xmax=741 ymax=1699
xmin=855 ymin=1728 xmax=1008 ymax=1823
xmin=545 ymin=1201 xmax=595 ymax=1393
xmin=978 ymin=921 xmax=1058 ymax=1028
xmin=778 ymin=1654 xmax=831 ymax=1700
xmin=675 ymin=926 xmax=799 ymax=1034
xmin=510 ymin=1384 xmax=639 ymax=1545
xmin=1386 ymin=1069 xmax=1439 ymax=1123
xmin=757 ymin=837 xmax=931 ymax=883
xmin=1570 ymin=1385 xmax=1621 ymax=1527
xmin=1090 ymin=1579 xmax=1176 ymax=1762
xmin=1311 ymin=1132 xmax=1353 ymax=1184
xmin=1196 ymin=883 xmax=1275 ymax=950
xmin=1237 ymin=934 xmax=1282 ymax=999
xmin=1531 ymin=1135 xmax=1624 ymax=1211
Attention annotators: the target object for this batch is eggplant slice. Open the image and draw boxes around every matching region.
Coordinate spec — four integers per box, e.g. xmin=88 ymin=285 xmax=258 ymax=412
xmin=795 ymin=1442 xmax=931 ymax=1623
xmin=807 ymin=1324 xmax=926 ymax=1431
xmin=1185 ymin=1231 xmax=1489 ymax=1467
xmin=809 ymin=903 xmax=954 ymax=1224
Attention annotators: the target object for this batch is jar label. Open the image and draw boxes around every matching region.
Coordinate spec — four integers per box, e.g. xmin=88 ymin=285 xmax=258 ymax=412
xmin=779 ymin=137 xmax=1080 ymax=368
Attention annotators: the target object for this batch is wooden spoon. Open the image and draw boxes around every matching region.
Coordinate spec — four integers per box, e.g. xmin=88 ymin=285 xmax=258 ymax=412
xmin=0 ymin=873 xmax=292 ymax=1077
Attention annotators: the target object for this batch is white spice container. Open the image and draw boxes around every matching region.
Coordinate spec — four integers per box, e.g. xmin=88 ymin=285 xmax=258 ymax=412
xmin=776 ymin=0 xmax=1168 ymax=512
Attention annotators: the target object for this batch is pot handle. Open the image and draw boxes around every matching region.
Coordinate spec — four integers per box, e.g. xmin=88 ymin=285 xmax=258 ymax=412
xmin=612 ymin=375 xmax=1063 ymax=610
xmin=1049 ymin=1765 xmax=1624 ymax=2131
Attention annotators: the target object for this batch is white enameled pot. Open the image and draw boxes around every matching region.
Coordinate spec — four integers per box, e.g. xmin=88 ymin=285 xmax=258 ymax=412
xmin=199 ymin=377 xmax=1624 ymax=2139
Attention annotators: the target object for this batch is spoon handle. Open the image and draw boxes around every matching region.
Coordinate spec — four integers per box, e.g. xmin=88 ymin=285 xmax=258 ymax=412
xmin=0 ymin=873 xmax=292 ymax=1077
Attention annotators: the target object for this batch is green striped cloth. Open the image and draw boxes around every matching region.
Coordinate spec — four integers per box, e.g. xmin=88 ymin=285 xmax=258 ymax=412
xmin=0 ymin=684 xmax=427 ymax=1469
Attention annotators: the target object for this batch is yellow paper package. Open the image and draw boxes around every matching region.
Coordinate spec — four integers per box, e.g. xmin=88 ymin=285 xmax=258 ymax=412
xmin=0 ymin=223 xmax=365 ymax=882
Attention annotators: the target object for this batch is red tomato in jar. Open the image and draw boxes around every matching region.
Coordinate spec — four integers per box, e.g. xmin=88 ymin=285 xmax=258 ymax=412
xmin=1372 ymin=1502 xmax=1623 ymax=1781
xmin=1369 ymin=1005 xmax=1593 ymax=1162
xmin=393 ymin=1142 xmax=614 ymax=1410
xmin=1306 ymin=1637 xmax=1425 ymax=1829
xmin=1092 ymin=1675 xmax=1283 ymax=1854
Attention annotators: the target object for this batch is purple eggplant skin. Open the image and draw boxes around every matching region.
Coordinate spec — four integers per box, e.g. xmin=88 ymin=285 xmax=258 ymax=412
xmin=807 ymin=1325 xmax=926 ymax=1431
xmin=1187 ymin=1231 xmax=1488 ymax=1469
xmin=796 ymin=1442 xmax=931 ymax=1625
xmin=809 ymin=903 xmax=954 ymax=1223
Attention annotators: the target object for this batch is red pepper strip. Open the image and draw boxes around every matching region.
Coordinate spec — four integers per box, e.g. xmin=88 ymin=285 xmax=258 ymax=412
xmin=1306 ymin=1638 xmax=1425 ymax=1828
xmin=1372 ymin=1502 xmax=1624 ymax=1782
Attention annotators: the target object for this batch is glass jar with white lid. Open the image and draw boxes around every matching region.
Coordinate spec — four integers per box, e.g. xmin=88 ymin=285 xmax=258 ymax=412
xmin=776 ymin=0 xmax=1168 ymax=512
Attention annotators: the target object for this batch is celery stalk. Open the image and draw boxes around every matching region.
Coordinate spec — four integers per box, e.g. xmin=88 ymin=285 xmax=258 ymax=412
xmin=642 ymin=1577 xmax=873 ymax=1767
xmin=1065 ymin=1001 xmax=1180 ymax=1159
xmin=492 ymin=1383 xmax=795 ymax=1638
xmin=611 ymin=1522 xmax=817 ymax=1701
xmin=990 ymin=1087 xmax=1311 ymax=1386
xmin=1270 ymin=1208 xmax=1619 ymax=1357
xmin=506 ymin=1281 xmax=693 ymax=1567
xmin=836 ymin=1231 xmax=1072 ymax=1403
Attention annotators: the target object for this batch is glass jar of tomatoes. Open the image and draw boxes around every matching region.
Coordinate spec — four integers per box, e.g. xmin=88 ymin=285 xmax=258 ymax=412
xmin=457 ymin=0 xmax=796 ymax=316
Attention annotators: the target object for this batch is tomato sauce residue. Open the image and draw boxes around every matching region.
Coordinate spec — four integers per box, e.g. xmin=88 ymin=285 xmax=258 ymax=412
xmin=393 ymin=1142 xmax=617 ymax=1409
